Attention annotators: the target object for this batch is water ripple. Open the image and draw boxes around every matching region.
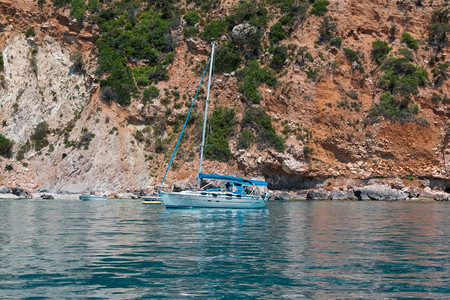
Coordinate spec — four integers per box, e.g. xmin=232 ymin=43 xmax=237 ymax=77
xmin=0 ymin=200 xmax=448 ymax=298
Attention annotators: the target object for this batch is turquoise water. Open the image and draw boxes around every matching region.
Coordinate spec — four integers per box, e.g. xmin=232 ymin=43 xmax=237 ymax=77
xmin=0 ymin=199 xmax=449 ymax=298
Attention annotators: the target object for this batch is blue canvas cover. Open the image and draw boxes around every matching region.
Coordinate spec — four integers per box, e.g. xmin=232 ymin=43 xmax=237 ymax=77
xmin=199 ymin=173 xmax=268 ymax=186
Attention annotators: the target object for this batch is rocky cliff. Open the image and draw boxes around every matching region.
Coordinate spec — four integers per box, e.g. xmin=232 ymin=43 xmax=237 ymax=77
xmin=0 ymin=0 xmax=448 ymax=195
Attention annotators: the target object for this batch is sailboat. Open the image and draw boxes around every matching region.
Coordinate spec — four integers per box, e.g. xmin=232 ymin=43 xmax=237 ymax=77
xmin=159 ymin=43 xmax=270 ymax=209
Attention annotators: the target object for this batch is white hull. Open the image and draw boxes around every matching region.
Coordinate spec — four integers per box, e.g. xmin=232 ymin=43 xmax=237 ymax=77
xmin=141 ymin=196 xmax=162 ymax=201
xmin=160 ymin=191 xmax=266 ymax=209
xmin=79 ymin=195 xmax=107 ymax=201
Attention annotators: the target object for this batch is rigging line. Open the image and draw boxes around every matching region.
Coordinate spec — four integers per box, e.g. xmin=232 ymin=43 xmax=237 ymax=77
xmin=160 ymin=59 xmax=210 ymax=187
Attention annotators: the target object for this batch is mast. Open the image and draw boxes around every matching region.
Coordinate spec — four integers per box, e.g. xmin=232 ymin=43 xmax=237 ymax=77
xmin=197 ymin=42 xmax=215 ymax=188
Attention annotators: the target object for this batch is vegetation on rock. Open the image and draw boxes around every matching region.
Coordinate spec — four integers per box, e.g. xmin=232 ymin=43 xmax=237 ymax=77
xmin=371 ymin=40 xmax=392 ymax=65
xmin=0 ymin=134 xmax=13 ymax=157
xmin=205 ymin=106 xmax=235 ymax=162
xmin=237 ymin=60 xmax=276 ymax=104
xmin=241 ymin=108 xmax=284 ymax=153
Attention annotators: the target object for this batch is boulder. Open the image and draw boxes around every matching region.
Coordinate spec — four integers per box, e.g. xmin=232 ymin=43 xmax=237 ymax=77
xmin=433 ymin=192 xmax=450 ymax=201
xmin=12 ymin=188 xmax=32 ymax=199
xmin=186 ymin=38 xmax=208 ymax=55
xmin=273 ymin=192 xmax=293 ymax=200
xmin=0 ymin=185 xmax=11 ymax=194
xmin=329 ymin=189 xmax=358 ymax=200
xmin=293 ymin=193 xmax=308 ymax=200
xmin=0 ymin=193 xmax=19 ymax=199
xmin=307 ymin=188 xmax=330 ymax=200
xmin=231 ymin=23 xmax=258 ymax=44
xmin=116 ymin=193 xmax=138 ymax=199
xmin=353 ymin=184 xmax=408 ymax=200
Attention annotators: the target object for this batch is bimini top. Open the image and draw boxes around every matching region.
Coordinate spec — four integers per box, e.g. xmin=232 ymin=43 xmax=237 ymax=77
xmin=199 ymin=173 xmax=268 ymax=186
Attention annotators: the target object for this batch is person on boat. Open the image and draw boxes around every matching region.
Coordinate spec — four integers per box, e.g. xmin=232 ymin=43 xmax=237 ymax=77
xmin=225 ymin=182 xmax=232 ymax=192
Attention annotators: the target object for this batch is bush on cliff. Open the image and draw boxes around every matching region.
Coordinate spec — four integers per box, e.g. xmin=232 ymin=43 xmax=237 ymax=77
xmin=241 ymin=107 xmax=285 ymax=152
xmin=96 ymin=9 xmax=174 ymax=106
xmin=237 ymin=60 xmax=276 ymax=104
xmin=401 ymin=32 xmax=418 ymax=50
xmin=429 ymin=9 xmax=449 ymax=54
xmin=371 ymin=40 xmax=392 ymax=65
xmin=214 ymin=43 xmax=241 ymax=74
xmin=368 ymin=91 xmax=419 ymax=122
xmin=205 ymin=106 xmax=235 ymax=162
xmin=0 ymin=134 xmax=13 ymax=157
xmin=310 ymin=0 xmax=329 ymax=16
xmin=31 ymin=121 xmax=49 ymax=151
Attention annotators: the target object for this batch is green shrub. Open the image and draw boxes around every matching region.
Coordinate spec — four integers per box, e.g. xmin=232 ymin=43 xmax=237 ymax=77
xmin=371 ymin=40 xmax=392 ymax=65
xmin=31 ymin=121 xmax=49 ymax=151
xmin=183 ymin=26 xmax=199 ymax=37
xmin=237 ymin=60 xmax=276 ymax=104
xmin=135 ymin=130 xmax=144 ymax=142
xmin=432 ymin=62 xmax=449 ymax=87
xmin=330 ymin=36 xmax=343 ymax=48
xmin=378 ymin=56 xmax=429 ymax=97
xmin=237 ymin=129 xmax=253 ymax=149
xmin=429 ymin=9 xmax=449 ymax=53
xmin=101 ymin=63 xmax=135 ymax=106
xmin=201 ymin=20 xmax=226 ymax=42
xmin=241 ymin=107 xmax=284 ymax=152
xmin=0 ymin=134 xmax=13 ymax=157
xmin=184 ymin=10 xmax=201 ymax=26
xmin=25 ymin=27 xmax=35 ymax=37
xmin=70 ymin=51 xmax=83 ymax=71
xmin=307 ymin=68 xmax=319 ymax=80
xmin=398 ymin=47 xmax=414 ymax=61
xmin=431 ymin=93 xmax=442 ymax=107
xmin=226 ymin=0 xmax=268 ymax=29
xmin=70 ymin=0 xmax=86 ymax=25
xmin=0 ymin=54 xmax=4 ymax=72
xmin=51 ymin=0 xmax=71 ymax=7
xmin=269 ymin=22 xmax=286 ymax=44
xmin=310 ymin=0 xmax=329 ymax=16
xmin=318 ymin=16 xmax=337 ymax=43
xmin=368 ymin=91 xmax=419 ymax=122
xmin=344 ymin=47 xmax=364 ymax=72
xmin=279 ymin=15 xmax=293 ymax=26
xmin=401 ymin=32 xmax=418 ymax=50
xmin=143 ymin=86 xmax=160 ymax=101
xmin=205 ymin=106 xmax=235 ymax=162
xmin=214 ymin=43 xmax=241 ymax=73
xmin=279 ymin=0 xmax=309 ymax=24
xmin=303 ymin=145 xmax=314 ymax=156
xmin=87 ymin=0 xmax=101 ymax=13
xmin=269 ymin=45 xmax=288 ymax=71
xmin=96 ymin=9 xmax=173 ymax=106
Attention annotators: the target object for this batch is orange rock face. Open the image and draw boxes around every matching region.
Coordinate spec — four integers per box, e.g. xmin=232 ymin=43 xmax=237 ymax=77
xmin=0 ymin=0 xmax=448 ymax=192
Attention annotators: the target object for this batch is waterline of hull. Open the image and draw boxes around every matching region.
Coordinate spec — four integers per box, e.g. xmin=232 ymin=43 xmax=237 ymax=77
xmin=160 ymin=192 xmax=266 ymax=209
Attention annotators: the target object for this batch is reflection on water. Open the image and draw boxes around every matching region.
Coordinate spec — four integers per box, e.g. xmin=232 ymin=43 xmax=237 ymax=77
xmin=0 ymin=200 xmax=448 ymax=298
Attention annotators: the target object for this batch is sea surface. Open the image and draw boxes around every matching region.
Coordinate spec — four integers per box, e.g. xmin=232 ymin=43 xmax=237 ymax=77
xmin=0 ymin=199 xmax=449 ymax=298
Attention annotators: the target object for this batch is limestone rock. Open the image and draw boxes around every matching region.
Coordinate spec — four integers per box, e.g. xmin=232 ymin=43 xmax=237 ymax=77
xmin=12 ymin=188 xmax=32 ymax=199
xmin=281 ymin=158 xmax=308 ymax=175
xmin=307 ymin=188 xmax=330 ymax=200
xmin=231 ymin=23 xmax=258 ymax=44
xmin=353 ymin=185 xmax=408 ymax=201
xmin=186 ymin=38 xmax=208 ymax=55
xmin=329 ymin=188 xmax=358 ymax=200
xmin=0 ymin=193 xmax=19 ymax=199
xmin=116 ymin=193 xmax=138 ymax=199
xmin=0 ymin=186 xmax=12 ymax=194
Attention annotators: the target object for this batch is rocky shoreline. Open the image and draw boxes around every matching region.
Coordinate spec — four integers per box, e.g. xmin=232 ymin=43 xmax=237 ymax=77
xmin=272 ymin=185 xmax=449 ymax=201
xmin=1 ymin=178 xmax=449 ymax=201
